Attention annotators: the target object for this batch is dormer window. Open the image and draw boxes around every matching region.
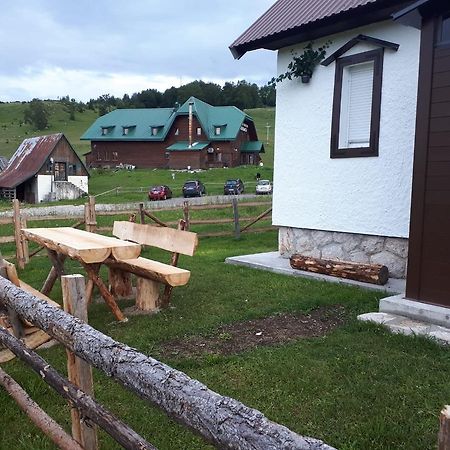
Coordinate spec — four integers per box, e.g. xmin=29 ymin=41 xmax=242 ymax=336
xmin=150 ymin=125 xmax=163 ymax=136
xmin=122 ymin=125 xmax=135 ymax=136
xmin=215 ymin=127 xmax=221 ymax=136
xmin=101 ymin=126 xmax=114 ymax=136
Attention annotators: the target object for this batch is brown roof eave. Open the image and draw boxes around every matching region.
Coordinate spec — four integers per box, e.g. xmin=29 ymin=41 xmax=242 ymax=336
xmin=230 ymin=0 xmax=414 ymax=59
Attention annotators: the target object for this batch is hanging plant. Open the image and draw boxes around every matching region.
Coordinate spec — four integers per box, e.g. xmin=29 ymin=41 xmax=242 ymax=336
xmin=270 ymin=41 xmax=331 ymax=85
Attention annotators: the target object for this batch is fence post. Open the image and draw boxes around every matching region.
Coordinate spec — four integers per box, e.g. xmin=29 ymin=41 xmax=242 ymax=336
xmin=13 ymin=199 xmax=28 ymax=269
xmin=232 ymin=198 xmax=240 ymax=239
xmin=62 ymin=274 xmax=98 ymax=450
xmin=439 ymin=406 xmax=450 ymax=450
xmin=139 ymin=202 xmax=145 ymax=224
xmin=183 ymin=201 xmax=190 ymax=231
xmin=84 ymin=196 xmax=97 ymax=233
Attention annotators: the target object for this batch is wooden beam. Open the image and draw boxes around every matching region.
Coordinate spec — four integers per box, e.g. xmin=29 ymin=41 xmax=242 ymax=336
xmin=62 ymin=275 xmax=98 ymax=450
xmin=112 ymin=221 xmax=198 ymax=256
xmin=0 ymin=327 xmax=156 ymax=450
xmin=0 ymin=278 xmax=335 ymax=450
xmin=0 ymin=367 xmax=84 ymax=450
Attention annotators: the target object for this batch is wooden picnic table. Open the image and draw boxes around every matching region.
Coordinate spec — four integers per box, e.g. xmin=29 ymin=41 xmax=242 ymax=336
xmin=21 ymin=227 xmax=141 ymax=322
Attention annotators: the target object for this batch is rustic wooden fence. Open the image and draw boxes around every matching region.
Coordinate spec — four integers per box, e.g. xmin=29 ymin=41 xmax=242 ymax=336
xmin=0 ymin=197 xmax=274 ymax=266
xmin=0 ymin=275 xmax=334 ymax=450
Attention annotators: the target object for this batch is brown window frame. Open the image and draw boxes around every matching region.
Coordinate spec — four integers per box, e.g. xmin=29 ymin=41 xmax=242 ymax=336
xmin=330 ymin=48 xmax=384 ymax=159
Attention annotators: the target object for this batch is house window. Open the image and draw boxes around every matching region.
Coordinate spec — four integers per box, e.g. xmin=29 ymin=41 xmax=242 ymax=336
xmin=68 ymin=164 xmax=77 ymax=176
xmin=123 ymin=127 xmax=129 ymax=135
xmin=174 ymin=128 xmax=179 ymax=136
xmin=330 ymin=49 xmax=383 ymax=158
xmin=54 ymin=162 xmax=67 ymax=181
xmin=152 ymin=127 xmax=158 ymax=136
xmin=215 ymin=127 xmax=221 ymax=135
xmin=104 ymin=151 xmax=110 ymax=161
xmin=112 ymin=151 xmax=118 ymax=161
xmin=197 ymin=127 xmax=202 ymax=136
xmin=96 ymin=152 xmax=102 ymax=161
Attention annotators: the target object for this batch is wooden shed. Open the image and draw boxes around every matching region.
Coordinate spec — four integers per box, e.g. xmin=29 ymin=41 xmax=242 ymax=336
xmin=0 ymin=134 xmax=89 ymax=203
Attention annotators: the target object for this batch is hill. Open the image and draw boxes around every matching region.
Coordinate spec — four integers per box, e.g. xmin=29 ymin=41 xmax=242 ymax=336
xmin=0 ymin=102 xmax=275 ymax=167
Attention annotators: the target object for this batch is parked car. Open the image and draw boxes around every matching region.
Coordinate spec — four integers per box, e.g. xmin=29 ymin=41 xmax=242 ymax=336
xmin=148 ymin=185 xmax=172 ymax=201
xmin=182 ymin=180 xmax=206 ymax=198
xmin=224 ymin=179 xmax=244 ymax=195
xmin=256 ymin=179 xmax=272 ymax=195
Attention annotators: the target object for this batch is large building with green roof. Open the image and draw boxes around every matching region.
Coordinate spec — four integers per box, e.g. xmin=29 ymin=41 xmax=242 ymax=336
xmin=81 ymin=97 xmax=264 ymax=169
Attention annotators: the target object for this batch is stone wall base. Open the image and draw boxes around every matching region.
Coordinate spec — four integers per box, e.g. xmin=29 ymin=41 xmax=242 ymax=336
xmin=279 ymin=227 xmax=408 ymax=279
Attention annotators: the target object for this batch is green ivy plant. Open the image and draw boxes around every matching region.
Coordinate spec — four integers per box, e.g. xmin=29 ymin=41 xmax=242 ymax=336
xmin=270 ymin=41 xmax=331 ymax=85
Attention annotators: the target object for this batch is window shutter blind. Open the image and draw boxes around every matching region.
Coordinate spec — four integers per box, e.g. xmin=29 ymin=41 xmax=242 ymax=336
xmin=346 ymin=63 xmax=374 ymax=147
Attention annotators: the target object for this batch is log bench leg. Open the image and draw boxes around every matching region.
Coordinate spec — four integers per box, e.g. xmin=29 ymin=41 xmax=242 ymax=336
xmin=108 ymin=268 xmax=133 ymax=299
xmin=81 ymin=263 xmax=127 ymax=322
xmin=136 ymin=277 xmax=160 ymax=312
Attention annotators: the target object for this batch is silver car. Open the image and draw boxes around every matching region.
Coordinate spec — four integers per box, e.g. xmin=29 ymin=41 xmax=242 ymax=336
xmin=256 ymin=179 xmax=272 ymax=195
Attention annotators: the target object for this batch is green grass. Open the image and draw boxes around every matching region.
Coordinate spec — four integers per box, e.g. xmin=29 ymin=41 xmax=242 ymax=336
xmin=0 ymin=102 xmax=275 ymax=167
xmin=1 ymin=231 xmax=449 ymax=449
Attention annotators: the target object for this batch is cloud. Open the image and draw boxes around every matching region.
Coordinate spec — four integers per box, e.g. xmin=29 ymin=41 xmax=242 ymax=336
xmin=0 ymin=0 xmax=276 ymax=101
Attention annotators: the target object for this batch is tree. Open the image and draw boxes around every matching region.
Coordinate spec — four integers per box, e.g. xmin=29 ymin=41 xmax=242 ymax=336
xmin=23 ymin=99 xmax=49 ymax=130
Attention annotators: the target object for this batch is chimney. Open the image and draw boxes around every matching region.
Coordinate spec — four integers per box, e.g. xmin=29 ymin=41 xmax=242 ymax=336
xmin=188 ymin=101 xmax=194 ymax=148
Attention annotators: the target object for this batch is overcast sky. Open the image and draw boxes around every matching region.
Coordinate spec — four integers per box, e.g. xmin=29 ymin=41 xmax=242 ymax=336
xmin=0 ymin=1 xmax=276 ymax=102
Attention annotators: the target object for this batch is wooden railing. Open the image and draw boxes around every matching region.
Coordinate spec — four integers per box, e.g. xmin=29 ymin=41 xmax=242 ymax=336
xmin=1 ymin=197 xmax=274 ymax=265
xmin=0 ymin=275 xmax=334 ymax=450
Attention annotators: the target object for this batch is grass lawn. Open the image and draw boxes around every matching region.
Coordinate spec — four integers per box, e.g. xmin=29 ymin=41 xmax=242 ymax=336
xmin=1 ymin=230 xmax=449 ymax=449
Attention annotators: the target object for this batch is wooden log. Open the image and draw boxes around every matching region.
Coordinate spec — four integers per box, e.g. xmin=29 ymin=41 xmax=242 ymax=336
xmin=232 ymin=198 xmax=240 ymax=239
xmin=241 ymin=207 xmax=272 ymax=233
xmin=0 ymin=327 xmax=156 ymax=450
xmin=84 ymin=196 xmax=97 ymax=233
xmin=0 ymin=277 xmax=335 ymax=450
xmin=104 ymin=258 xmax=190 ymax=287
xmin=0 ymin=367 xmax=84 ymax=450
xmin=139 ymin=202 xmax=145 ymax=224
xmin=62 ymin=275 xmax=98 ymax=450
xmin=439 ymin=406 xmax=450 ymax=450
xmin=183 ymin=201 xmax=190 ymax=231
xmin=21 ymin=216 xmax=29 ymax=265
xmin=290 ymin=254 xmax=389 ymax=285
xmin=13 ymin=199 xmax=25 ymax=269
xmin=136 ymin=278 xmax=160 ymax=311
xmin=144 ymin=209 xmax=168 ymax=227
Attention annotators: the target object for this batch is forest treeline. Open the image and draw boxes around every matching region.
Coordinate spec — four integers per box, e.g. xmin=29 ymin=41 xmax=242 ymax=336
xmin=89 ymin=80 xmax=276 ymax=116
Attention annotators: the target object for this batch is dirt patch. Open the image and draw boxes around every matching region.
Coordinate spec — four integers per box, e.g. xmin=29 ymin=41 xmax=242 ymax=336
xmin=159 ymin=305 xmax=346 ymax=359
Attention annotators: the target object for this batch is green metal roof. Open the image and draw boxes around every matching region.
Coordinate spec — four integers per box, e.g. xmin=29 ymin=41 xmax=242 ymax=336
xmin=241 ymin=141 xmax=265 ymax=153
xmin=81 ymin=108 xmax=176 ymax=141
xmin=166 ymin=141 xmax=210 ymax=151
xmin=81 ymin=96 xmax=256 ymax=143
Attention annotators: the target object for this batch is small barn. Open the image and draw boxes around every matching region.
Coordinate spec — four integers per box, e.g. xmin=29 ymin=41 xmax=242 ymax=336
xmin=0 ymin=133 xmax=89 ymax=203
xmin=81 ymin=97 xmax=264 ymax=169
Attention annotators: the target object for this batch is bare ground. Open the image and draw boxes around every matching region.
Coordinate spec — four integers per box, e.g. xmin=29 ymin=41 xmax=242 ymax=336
xmin=159 ymin=305 xmax=347 ymax=359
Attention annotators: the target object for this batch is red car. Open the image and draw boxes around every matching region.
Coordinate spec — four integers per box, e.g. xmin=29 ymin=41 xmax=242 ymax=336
xmin=148 ymin=185 xmax=172 ymax=201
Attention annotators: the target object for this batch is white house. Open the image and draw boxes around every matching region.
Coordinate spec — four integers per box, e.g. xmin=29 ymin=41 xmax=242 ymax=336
xmin=231 ymin=0 xmax=450 ymax=311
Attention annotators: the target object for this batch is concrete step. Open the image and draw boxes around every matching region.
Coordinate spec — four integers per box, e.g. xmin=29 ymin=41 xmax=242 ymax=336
xmin=358 ymin=312 xmax=450 ymax=345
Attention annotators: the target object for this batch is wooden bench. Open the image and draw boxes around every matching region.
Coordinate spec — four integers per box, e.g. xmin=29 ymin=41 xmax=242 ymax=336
xmin=0 ymin=257 xmax=60 ymax=363
xmin=107 ymin=221 xmax=198 ymax=311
